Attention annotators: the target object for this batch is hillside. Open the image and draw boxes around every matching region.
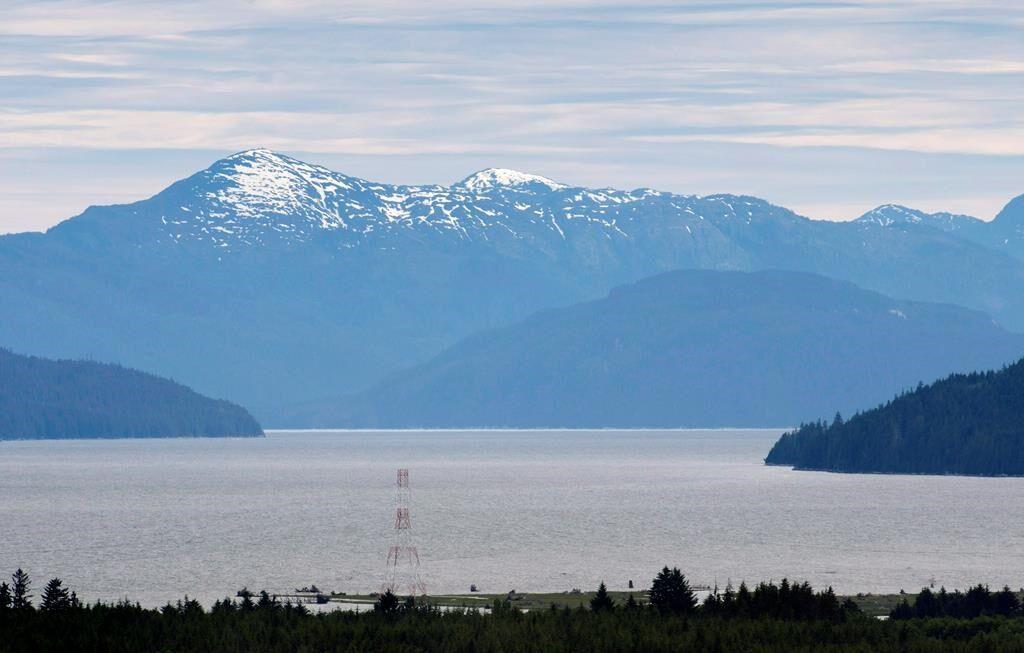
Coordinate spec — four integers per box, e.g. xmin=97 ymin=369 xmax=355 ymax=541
xmin=4 ymin=149 xmax=1024 ymax=424
xmin=0 ymin=348 xmax=263 ymax=439
xmin=304 ymin=270 xmax=1024 ymax=428
xmin=764 ymin=358 xmax=1024 ymax=476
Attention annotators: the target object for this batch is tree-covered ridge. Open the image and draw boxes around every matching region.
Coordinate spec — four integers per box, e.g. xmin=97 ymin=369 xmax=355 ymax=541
xmin=320 ymin=269 xmax=1024 ymax=429
xmin=765 ymin=358 xmax=1024 ymax=476
xmin=0 ymin=348 xmax=262 ymax=439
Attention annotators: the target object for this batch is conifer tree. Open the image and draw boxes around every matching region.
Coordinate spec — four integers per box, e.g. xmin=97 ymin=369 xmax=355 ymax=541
xmin=890 ymin=598 xmax=913 ymax=620
xmin=257 ymin=590 xmax=278 ymax=611
xmin=211 ymin=598 xmax=237 ymax=615
xmin=11 ymin=569 xmax=31 ymax=610
xmin=0 ymin=582 xmax=10 ymax=611
xmin=239 ymin=588 xmax=255 ymax=612
xmin=649 ymin=567 xmax=697 ymax=615
xmin=41 ymin=578 xmax=71 ymax=611
xmin=589 ymin=582 xmax=614 ymax=612
xmin=736 ymin=581 xmax=751 ymax=616
xmin=817 ymin=585 xmax=839 ymax=620
xmin=994 ymin=586 xmax=1021 ymax=616
xmin=375 ymin=589 xmax=399 ymax=614
xmin=841 ymin=597 xmax=861 ymax=616
xmin=914 ymin=587 xmax=939 ymax=618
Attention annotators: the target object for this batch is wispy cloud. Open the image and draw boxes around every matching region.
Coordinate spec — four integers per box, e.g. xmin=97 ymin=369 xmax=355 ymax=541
xmin=630 ymin=129 xmax=1024 ymax=157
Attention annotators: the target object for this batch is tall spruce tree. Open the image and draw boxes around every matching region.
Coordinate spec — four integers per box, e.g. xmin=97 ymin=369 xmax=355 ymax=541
xmin=589 ymin=582 xmax=614 ymax=612
xmin=994 ymin=586 xmax=1021 ymax=616
xmin=0 ymin=582 xmax=10 ymax=611
xmin=11 ymin=569 xmax=31 ymax=610
xmin=374 ymin=590 xmax=399 ymax=614
xmin=649 ymin=567 xmax=697 ymax=615
xmin=41 ymin=578 xmax=71 ymax=611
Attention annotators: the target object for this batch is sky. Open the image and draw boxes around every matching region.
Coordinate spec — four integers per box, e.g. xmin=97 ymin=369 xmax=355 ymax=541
xmin=2 ymin=0 xmax=1024 ymax=234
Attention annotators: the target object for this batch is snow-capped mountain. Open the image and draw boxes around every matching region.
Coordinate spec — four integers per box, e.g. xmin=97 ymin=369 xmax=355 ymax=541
xmin=853 ymin=198 xmax=1024 ymax=258
xmin=58 ymin=149 xmax=803 ymax=260
xmin=5 ymin=149 xmax=1024 ymax=425
xmin=457 ymin=167 xmax=566 ymax=192
xmin=153 ymin=149 xmax=654 ymax=248
xmin=854 ymin=204 xmax=983 ymax=232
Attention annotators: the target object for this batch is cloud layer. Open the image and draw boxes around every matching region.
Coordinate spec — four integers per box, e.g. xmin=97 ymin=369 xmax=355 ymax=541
xmin=2 ymin=0 xmax=1024 ymax=232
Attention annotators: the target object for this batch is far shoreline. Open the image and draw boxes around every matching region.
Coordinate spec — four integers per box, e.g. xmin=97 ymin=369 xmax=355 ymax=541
xmin=265 ymin=427 xmax=791 ymax=433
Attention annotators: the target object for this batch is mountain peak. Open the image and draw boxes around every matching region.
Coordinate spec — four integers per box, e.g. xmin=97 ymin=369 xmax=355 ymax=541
xmin=856 ymin=204 xmax=982 ymax=232
xmin=456 ymin=168 xmax=566 ymax=191
xmin=218 ymin=148 xmax=308 ymax=170
xmin=152 ymin=149 xmax=370 ymax=244
xmin=856 ymin=204 xmax=923 ymax=226
xmin=227 ymin=147 xmax=277 ymax=159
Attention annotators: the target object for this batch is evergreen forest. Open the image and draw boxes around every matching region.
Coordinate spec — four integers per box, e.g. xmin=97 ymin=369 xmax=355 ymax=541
xmin=766 ymin=358 xmax=1024 ymax=475
xmin=0 ymin=348 xmax=263 ymax=439
xmin=4 ymin=567 xmax=1024 ymax=652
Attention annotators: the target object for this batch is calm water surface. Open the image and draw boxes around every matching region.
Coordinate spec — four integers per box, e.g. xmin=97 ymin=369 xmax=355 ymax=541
xmin=2 ymin=429 xmax=1023 ymax=607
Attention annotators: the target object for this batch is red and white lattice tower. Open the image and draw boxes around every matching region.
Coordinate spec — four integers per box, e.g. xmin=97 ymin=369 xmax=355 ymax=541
xmin=383 ymin=468 xmax=426 ymax=596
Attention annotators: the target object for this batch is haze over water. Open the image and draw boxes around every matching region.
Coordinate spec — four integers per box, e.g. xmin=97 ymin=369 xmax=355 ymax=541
xmin=2 ymin=429 xmax=1023 ymax=608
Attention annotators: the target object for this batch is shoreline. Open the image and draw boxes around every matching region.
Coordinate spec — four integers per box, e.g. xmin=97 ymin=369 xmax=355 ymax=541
xmin=234 ymin=589 xmax=970 ymax=618
xmin=266 ymin=427 xmax=790 ymax=433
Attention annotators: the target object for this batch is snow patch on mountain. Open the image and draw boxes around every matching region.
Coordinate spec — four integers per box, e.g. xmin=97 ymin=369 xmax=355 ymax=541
xmin=457 ymin=168 xmax=566 ymax=191
xmin=857 ymin=204 xmax=923 ymax=227
xmin=108 ymin=149 xmax=808 ymax=252
xmin=856 ymin=204 xmax=982 ymax=231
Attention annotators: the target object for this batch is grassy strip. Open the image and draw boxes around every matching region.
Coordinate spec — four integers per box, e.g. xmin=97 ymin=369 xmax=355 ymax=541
xmin=333 ymin=591 xmax=1018 ymax=618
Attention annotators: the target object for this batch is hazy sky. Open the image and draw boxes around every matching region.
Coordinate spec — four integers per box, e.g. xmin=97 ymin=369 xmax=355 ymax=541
xmin=3 ymin=0 xmax=1024 ymax=234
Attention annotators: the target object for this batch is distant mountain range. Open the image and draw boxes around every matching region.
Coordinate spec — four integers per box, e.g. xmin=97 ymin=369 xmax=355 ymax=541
xmin=301 ymin=270 xmax=1024 ymax=428
xmin=3 ymin=149 xmax=1024 ymax=425
xmin=765 ymin=356 xmax=1024 ymax=476
xmin=855 ymin=196 xmax=1024 ymax=256
xmin=0 ymin=348 xmax=262 ymax=439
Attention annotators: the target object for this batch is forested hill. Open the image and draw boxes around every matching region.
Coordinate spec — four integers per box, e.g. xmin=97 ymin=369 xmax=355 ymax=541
xmin=307 ymin=270 xmax=1024 ymax=429
xmin=765 ymin=359 xmax=1024 ymax=476
xmin=0 ymin=348 xmax=263 ymax=439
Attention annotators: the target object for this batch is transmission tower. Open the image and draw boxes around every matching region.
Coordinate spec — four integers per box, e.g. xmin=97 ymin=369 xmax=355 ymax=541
xmin=383 ymin=468 xmax=426 ymax=596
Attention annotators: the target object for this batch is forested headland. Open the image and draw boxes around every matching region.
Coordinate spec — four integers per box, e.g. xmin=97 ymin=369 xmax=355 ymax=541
xmin=4 ymin=567 xmax=1024 ymax=652
xmin=765 ymin=357 xmax=1024 ymax=476
xmin=0 ymin=348 xmax=263 ymax=439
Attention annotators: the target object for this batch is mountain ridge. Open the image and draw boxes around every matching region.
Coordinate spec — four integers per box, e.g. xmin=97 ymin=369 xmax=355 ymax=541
xmin=854 ymin=195 xmax=1024 ymax=257
xmin=49 ymin=148 xmax=806 ymax=256
xmin=4 ymin=149 xmax=1024 ymax=424
xmin=41 ymin=149 xmax=1024 ymax=240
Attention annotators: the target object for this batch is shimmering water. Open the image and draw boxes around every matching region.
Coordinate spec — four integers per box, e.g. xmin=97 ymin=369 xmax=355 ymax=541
xmin=2 ymin=429 xmax=1023 ymax=607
